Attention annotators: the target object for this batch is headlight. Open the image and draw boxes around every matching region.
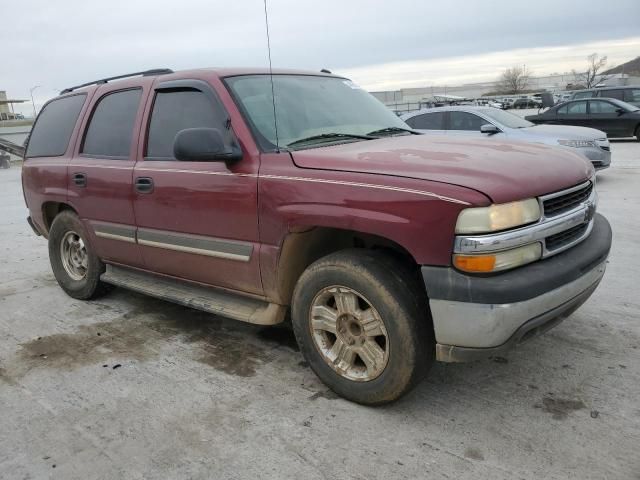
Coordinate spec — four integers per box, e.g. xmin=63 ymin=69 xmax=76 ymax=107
xmin=558 ymin=139 xmax=596 ymax=148
xmin=455 ymin=199 xmax=541 ymax=234
xmin=453 ymin=243 xmax=542 ymax=273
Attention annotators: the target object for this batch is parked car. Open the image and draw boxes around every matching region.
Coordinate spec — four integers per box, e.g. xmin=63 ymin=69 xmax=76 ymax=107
xmin=401 ymin=106 xmax=611 ymax=170
xmin=526 ymin=98 xmax=640 ymax=139
xmin=570 ymin=85 xmax=640 ymax=107
xmin=513 ymin=98 xmax=541 ymax=109
xmin=22 ymin=67 xmax=611 ymax=404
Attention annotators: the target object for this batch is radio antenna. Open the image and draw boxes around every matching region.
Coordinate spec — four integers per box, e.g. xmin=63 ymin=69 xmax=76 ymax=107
xmin=263 ymin=0 xmax=280 ymax=152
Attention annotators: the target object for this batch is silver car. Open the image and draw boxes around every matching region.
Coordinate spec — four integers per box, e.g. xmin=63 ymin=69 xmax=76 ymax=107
xmin=401 ymin=106 xmax=611 ymax=170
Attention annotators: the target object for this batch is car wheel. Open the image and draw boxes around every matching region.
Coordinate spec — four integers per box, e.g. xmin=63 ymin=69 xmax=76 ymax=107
xmin=635 ymin=125 xmax=640 ymax=142
xmin=48 ymin=210 xmax=111 ymax=300
xmin=291 ymin=249 xmax=434 ymax=405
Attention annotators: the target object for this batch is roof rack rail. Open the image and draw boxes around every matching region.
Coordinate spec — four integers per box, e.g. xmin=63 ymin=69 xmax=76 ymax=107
xmin=60 ymin=68 xmax=173 ymax=94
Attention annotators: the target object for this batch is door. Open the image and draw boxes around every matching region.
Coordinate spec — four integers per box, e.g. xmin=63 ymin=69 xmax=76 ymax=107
xmin=69 ymin=83 xmax=149 ymax=268
xmin=555 ymin=101 xmax=589 ymax=127
xmin=404 ymin=111 xmax=446 ymax=135
xmin=447 ymin=111 xmax=492 ymax=138
xmin=588 ymin=99 xmax=628 ymax=137
xmin=132 ymin=79 xmax=262 ymax=295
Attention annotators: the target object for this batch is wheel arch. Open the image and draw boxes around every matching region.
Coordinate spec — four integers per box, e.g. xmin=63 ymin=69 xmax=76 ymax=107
xmin=267 ymin=226 xmax=423 ymax=306
xmin=41 ymin=201 xmax=78 ymax=236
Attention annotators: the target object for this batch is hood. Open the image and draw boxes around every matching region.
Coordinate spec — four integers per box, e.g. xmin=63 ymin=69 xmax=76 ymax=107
xmin=290 ymin=135 xmax=593 ymax=204
xmin=520 ymin=124 xmax=607 ymax=141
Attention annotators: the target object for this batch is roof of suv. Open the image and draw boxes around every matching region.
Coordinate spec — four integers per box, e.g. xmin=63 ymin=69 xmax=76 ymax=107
xmin=59 ymin=67 xmax=342 ymax=95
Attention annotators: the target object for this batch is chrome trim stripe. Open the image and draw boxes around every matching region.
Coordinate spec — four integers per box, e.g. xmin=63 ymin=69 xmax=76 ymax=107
xmin=91 ymin=221 xmax=136 ymax=243
xmin=133 ymin=168 xmax=470 ymax=205
xmin=137 ymin=228 xmax=252 ymax=262
xmin=95 ymin=231 xmax=136 ymax=243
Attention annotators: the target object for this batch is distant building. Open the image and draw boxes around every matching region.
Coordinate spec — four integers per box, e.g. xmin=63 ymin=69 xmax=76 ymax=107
xmin=371 ymin=73 xmax=640 ymax=111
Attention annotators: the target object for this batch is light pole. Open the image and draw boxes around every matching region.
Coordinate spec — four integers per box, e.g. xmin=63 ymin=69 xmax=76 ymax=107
xmin=30 ymin=85 xmax=41 ymax=119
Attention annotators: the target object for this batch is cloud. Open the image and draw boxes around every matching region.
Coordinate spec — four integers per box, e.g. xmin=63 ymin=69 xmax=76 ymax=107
xmin=2 ymin=0 xmax=639 ymax=114
xmin=339 ymin=37 xmax=640 ymax=91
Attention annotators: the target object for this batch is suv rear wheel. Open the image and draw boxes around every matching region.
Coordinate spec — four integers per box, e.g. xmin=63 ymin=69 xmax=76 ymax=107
xmin=291 ymin=249 xmax=434 ymax=404
xmin=48 ymin=210 xmax=111 ymax=300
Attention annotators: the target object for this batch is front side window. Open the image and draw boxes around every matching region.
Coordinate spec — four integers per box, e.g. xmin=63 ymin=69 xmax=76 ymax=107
xmin=146 ymin=89 xmax=225 ymax=159
xmin=589 ymin=100 xmax=618 ymax=114
xmin=225 ymin=75 xmax=408 ymax=150
xmin=26 ymin=94 xmax=86 ymax=158
xmin=82 ymin=89 xmax=142 ymax=158
xmin=449 ymin=111 xmax=489 ymax=131
xmin=406 ymin=112 xmax=445 ymax=130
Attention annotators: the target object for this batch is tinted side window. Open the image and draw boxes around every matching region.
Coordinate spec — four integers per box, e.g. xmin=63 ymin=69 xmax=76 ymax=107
xmin=406 ymin=112 xmax=445 ymax=130
xmin=146 ymin=90 xmax=223 ymax=159
xmin=449 ymin=112 xmax=489 ymax=131
xmin=557 ymin=104 xmax=569 ymax=115
xmin=82 ymin=89 xmax=142 ymax=158
xmin=599 ymin=89 xmax=624 ymax=101
xmin=589 ymin=100 xmax=618 ymax=114
xmin=567 ymin=102 xmax=587 ymax=114
xmin=26 ymin=94 xmax=86 ymax=158
xmin=624 ymin=89 xmax=640 ymax=103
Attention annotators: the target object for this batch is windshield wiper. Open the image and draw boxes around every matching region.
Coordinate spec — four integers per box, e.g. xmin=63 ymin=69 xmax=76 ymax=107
xmin=366 ymin=127 xmax=420 ymax=137
xmin=287 ymin=133 xmax=374 ymax=148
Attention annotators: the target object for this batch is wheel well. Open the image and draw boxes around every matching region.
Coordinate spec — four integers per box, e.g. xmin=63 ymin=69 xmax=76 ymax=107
xmin=273 ymin=227 xmax=421 ymax=305
xmin=41 ymin=202 xmax=77 ymax=234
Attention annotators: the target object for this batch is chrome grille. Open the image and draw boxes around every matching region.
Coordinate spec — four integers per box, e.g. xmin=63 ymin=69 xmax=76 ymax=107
xmin=543 ymin=181 xmax=593 ymax=217
xmin=545 ymin=223 xmax=589 ymax=252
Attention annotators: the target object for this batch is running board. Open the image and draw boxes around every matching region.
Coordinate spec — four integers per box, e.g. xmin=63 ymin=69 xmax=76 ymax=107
xmin=101 ymin=265 xmax=286 ymax=325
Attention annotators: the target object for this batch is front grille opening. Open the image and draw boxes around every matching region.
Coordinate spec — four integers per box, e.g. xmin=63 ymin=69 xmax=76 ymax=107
xmin=543 ymin=182 xmax=593 ymax=217
xmin=545 ymin=222 xmax=589 ymax=251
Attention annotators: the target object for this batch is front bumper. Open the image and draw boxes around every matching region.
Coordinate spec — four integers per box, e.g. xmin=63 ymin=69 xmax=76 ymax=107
xmin=422 ymin=213 xmax=612 ymax=362
xmin=581 ymin=145 xmax=611 ymax=170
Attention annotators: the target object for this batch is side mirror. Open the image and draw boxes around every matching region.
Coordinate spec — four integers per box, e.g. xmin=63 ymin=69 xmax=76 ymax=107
xmin=480 ymin=124 xmax=500 ymax=135
xmin=173 ymin=128 xmax=242 ymax=162
xmin=616 ymin=108 xmax=626 ymax=116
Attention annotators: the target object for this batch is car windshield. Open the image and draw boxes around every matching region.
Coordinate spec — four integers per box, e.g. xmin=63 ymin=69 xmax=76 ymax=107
xmin=478 ymin=108 xmax=534 ymax=128
xmin=225 ymin=74 xmax=409 ymax=150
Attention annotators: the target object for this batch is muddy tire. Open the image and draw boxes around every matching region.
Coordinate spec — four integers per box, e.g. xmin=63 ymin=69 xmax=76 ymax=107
xmin=291 ymin=249 xmax=434 ymax=405
xmin=48 ymin=210 xmax=111 ymax=300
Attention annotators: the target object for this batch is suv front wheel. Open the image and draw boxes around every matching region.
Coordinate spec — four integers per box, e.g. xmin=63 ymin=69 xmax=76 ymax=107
xmin=291 ymin=249 xmax=434 ymax=404
xmin=48 ymin=210 xmax=111 ymax=300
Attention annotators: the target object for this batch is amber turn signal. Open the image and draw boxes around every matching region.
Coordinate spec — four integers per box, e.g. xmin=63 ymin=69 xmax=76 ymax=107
xmin=453 ymin=254 xmax=496 ymax=273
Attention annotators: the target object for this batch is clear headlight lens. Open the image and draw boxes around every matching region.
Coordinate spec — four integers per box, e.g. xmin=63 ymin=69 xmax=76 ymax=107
xmin=455 ymin=199 xmax=541 ymax=234
xmin=558 ymin=139 xmax=597 ymax=148
xmin=453 ymin=243 xmax=542 ymax=273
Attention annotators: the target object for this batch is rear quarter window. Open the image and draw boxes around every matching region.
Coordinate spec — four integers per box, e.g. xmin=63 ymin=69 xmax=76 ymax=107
xmin=26 ymin=94 xmax=86 ymax=158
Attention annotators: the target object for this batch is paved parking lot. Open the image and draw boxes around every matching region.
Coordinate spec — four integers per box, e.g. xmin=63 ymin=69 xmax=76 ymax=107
xmin=1 ymin=141 xmax=639 ymax=480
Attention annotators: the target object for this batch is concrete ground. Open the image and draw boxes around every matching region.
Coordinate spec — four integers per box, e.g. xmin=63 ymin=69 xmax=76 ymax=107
xmin=1 ymin=142 xmax=639 ymax=480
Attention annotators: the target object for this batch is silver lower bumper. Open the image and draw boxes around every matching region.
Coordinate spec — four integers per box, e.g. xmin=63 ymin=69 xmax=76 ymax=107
xmin=431 ymin=260 xmax=606 ymax=362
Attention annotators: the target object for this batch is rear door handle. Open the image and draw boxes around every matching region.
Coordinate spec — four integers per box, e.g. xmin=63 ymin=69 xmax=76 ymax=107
xmin=135 ymin=177 xmax=154 ymax=194
xmin=72 ymin=172 xmax=87 ymax=187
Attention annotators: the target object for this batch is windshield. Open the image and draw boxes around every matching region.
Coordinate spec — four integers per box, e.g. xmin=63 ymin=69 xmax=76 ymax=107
xmin=478 ymin=108 xmax=534 ymax=128
xmin=225 ymin=74 xmax=408 ymax=150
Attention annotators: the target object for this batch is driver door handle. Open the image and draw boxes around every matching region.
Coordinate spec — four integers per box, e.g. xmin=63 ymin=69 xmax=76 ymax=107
xmin=135 ymin=177 xmax=154 ymax=194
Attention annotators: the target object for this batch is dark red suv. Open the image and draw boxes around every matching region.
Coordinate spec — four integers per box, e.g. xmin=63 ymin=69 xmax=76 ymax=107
xmin=22 ymin=68 xmax=611 ymax=403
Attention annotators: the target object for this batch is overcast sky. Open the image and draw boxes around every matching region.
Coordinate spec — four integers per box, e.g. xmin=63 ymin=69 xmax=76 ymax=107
xmin=2 ymin=0 xmax=639 ymax=115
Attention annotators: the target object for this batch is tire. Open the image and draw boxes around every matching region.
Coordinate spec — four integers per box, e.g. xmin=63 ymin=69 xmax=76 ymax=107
xmin=0 ymin=157 xmax=9 ymax=169
xmin=635 ymin=125 xmax=640 ymax=142
xmin=48 ymin=210 xmax=111 ymax=300
xmin=291 ymin=249 xmax=434 ymax=405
